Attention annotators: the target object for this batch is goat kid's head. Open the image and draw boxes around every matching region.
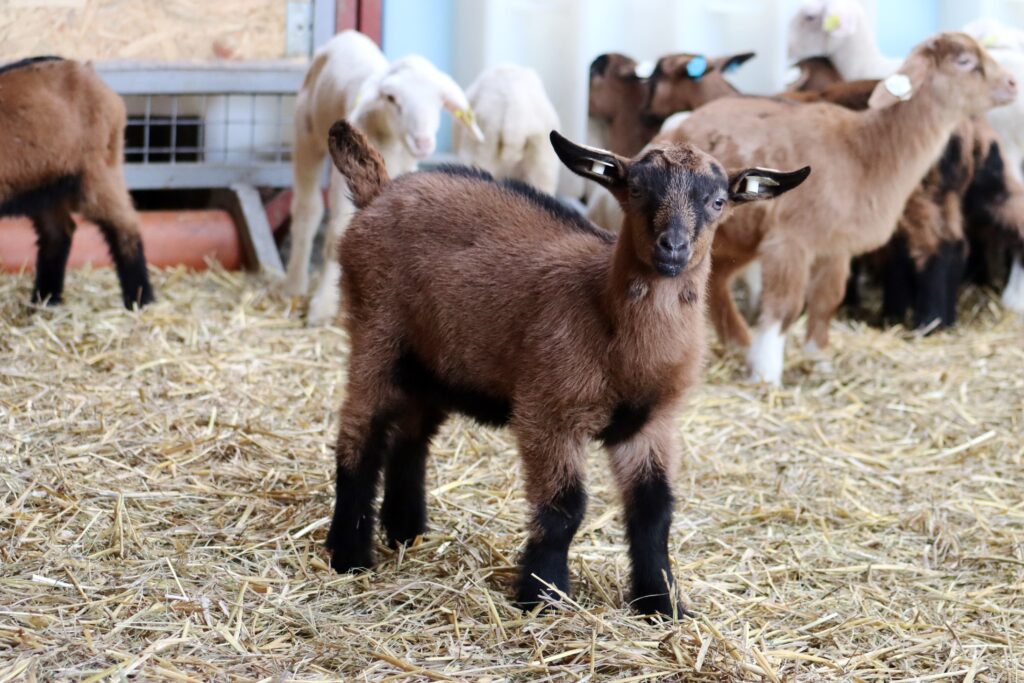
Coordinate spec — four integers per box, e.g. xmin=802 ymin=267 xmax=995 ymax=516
xmin=868 ymin=32 xmax=1017 ymax=113
xmin=550 ymin=132 xmax=811 ymax=278
xmin=352 ymin=55 xmax=483 ymax=160
xmin=588 ymin=53 xmax=649 ymax=120
xmin=787 ymin=0 xmax=865 ymax=62
xmin=645 ymin=52 xmax=754 ymax=120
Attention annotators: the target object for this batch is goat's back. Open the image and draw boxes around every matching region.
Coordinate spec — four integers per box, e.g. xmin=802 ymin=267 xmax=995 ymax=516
xmin=339 ymin=168 xmax=613 ymax=393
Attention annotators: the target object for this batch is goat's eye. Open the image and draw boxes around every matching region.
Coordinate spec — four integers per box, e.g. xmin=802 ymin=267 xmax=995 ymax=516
xmin=711 ymin=197 xmax=726 ymax=211
xmin=629 ymin=186 xmax=643 ymax=199
xmin=385 ymin=93 xmax=398 ymax=105
xmin=955 ymin=53 xmax=977 ymax=71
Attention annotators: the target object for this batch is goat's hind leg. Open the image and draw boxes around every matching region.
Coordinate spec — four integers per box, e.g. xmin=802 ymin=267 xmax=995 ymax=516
xmin=30 ymin=204 xmax=75 ymax=305
xmin=379 ymin=400 xmax=447 ymax=548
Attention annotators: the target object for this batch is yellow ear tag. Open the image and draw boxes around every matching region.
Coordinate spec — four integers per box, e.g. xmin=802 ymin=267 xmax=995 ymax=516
xmin=454 ymin=108 xmax=474 ymax=124
xmin=982 ymin=33 xmax=998 ymax=48
xmin=823 ymin=13 xmax=841 ymax=34
xmin=350 ymin=92 xmax=361 ymax=113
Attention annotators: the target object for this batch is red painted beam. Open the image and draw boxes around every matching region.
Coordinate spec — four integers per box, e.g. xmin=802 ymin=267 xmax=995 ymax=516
xmin=0 ymin=211 xmax=242 ymax=272
xmin=359 ymin=0 xmax=383 ymax=45
xmin=336 ymin=0 xmax=358 ymax=32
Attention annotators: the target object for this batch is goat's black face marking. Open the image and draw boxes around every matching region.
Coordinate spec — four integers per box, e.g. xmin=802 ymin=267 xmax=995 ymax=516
xmin=628 ymin=154 xmax=727 ymax=278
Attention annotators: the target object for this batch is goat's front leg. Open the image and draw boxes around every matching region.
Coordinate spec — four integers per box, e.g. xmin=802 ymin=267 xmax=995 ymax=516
xmin=513 ymin=429 xmax=588 ymax=610
xmin=308 ymin=170 xmax=356 ymax=325
xmin=606 ymin=415 xmax=684 ymax=617
xmin=284 ymin=133 xmax=326 ymax=297
xmin=749 ymin=243 xmax=811 ymax=384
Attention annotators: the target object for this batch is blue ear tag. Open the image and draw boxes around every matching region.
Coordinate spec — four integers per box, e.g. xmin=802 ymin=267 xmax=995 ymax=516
xmin=686 ymin=56 xmax=708 ymax=80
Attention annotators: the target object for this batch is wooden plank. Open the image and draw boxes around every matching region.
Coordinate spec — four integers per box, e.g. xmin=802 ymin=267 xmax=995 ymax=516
xmin=336 ymin=0 xmax=358 ymax=32
xmin=358 ymin=0 xmax=383 ymax=44
xmin=213 ymin=184 xmax=285 ymax=274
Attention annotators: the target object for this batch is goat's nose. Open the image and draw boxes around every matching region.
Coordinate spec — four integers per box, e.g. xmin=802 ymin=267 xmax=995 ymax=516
xmin=657 ymin=233 xmax=687 ymax=253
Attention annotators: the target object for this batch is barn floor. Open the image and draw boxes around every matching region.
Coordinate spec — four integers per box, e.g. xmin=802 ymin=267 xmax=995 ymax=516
xmin=1 ymin=267 xmax=1022 ymax=682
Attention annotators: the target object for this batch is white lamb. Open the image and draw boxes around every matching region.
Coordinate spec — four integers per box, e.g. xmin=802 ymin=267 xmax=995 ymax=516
xmin=285 ymin=30 xmax=483 ymax=324
xmin=787 ymin=0 xmax=900 ymax=80
xmin=453 ymin=64 xmax=560 ymax=195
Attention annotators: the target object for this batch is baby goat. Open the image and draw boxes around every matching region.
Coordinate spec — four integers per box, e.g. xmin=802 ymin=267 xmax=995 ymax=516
xmin=322 ymin=120 xmax=808 ymax=616
xmin=0 ymin=56 xmax=153 ymax=309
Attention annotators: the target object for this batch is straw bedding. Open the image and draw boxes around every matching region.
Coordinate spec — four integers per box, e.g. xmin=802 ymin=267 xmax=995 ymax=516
xmin=1 ymin=266 xmax=1022 ymax=681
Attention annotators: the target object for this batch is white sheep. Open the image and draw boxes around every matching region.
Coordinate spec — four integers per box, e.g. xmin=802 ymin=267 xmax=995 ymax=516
xmin=452 ymin=64 xmax=560 ymax=195
xmin=284 ymin=30 xmax=483 ymax=324
xmin=787 ymin=0 xmax=900 ymax=80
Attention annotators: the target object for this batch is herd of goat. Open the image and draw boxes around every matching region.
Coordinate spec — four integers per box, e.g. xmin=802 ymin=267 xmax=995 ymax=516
xmin=2 ymin=0 xmax=1023 ymax=617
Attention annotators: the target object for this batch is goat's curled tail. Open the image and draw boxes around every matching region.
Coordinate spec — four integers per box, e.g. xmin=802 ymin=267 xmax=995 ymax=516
xmin=328 ymin=120 xmax=390 ymax=209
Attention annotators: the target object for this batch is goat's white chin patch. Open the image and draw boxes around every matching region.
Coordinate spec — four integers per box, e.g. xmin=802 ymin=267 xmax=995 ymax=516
xmin=1002 ymin=257 xmax=1024 ymax=313
xmin=747 ymin=320 xmax=785 ymax=385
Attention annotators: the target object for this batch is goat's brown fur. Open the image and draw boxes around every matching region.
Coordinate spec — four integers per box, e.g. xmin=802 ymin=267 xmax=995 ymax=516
xmin=588 ymin=53 xmax=660 ymax=157
xmin=0 ymin=57 xmax=153 ymax=309
xmin=323 ymin=119 xmax=808 ymax=616
xmin=661 ymin=33 xmax=1016 ymax=380
xmin=645 ymin=52 xmax=753 ymax=122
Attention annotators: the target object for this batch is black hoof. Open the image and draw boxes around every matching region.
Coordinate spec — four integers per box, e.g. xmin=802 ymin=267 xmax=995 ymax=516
xmin=325 ymin=525 xmax=374 ymax=573
xmin=515 ymin=566 xmax=571 ymax=612
xmin=631 ymin=591 xmax=690 ymax=618
xmin=380 ymin=500 xmax=426 ymax=549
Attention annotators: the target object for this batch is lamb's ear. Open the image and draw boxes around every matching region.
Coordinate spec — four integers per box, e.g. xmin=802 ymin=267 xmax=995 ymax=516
xmin=728 ymin=166 xmax=811 ymax=204
xmin=432 ymin=70 xmax=485 ymax=142
xmin=868 ymin=52 xmax=931 ymax=109
xmin=549 ymin=131 xmax=629 ymax=194
xmin=711 ymin=52 xmax=756 ymax=75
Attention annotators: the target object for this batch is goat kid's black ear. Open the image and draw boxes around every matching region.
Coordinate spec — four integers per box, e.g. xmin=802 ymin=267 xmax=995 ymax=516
xmin=714 ymin=52 xmax=756 ymax=74
xmin=549 ymin=131 xmax=629 ymax=191
xmin=728 ymin=166 xmax=811 ymax=204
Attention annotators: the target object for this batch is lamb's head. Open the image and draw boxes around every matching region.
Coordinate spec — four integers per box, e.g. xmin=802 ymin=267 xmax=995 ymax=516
xmin=351 ymin=55 xmax=483 ymax=160
xmin=868 ymin=32 xmax=1017 ymax=115
xmin=588 ymin=53 xmax=648 ymax=120
xmin=787 ymin=0 xmax=865 ymax=63
xmin=645 ymin=52 xmax=754 ymax=120
xmin=550 ymin=131 xmax=810 ymax=278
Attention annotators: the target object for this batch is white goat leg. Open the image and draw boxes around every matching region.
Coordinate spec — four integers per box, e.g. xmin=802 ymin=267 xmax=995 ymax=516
xmin=284 ymin=145 xmax=326 ymax=297
xmin=1003 ymin=255 xmax=1024 ymax=314
xmin=747 ymin=320 xmax=786 ymax=386
xmin=308 ymin=170 xmax=355 ymax=325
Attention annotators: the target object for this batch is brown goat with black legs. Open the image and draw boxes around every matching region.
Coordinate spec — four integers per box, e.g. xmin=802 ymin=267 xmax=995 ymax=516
xmin=323 ymin=119 xmax=809 ymax=616
xmin=0 ymin=56 xmax=153 ymax=309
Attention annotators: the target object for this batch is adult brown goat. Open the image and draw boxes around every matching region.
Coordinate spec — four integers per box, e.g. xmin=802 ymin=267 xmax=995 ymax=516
xmin=0 ymin=56 xmax=153 ymax=309
xmin=322 ymin=119 xmax=809 ymax=616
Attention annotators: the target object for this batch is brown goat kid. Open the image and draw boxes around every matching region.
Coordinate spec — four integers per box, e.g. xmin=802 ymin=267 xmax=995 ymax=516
xmin=588 ymin=51 xmax=754 ymax=157
xmin=662 ymin=33 xmax=1016 ymax=384
xmin=323 ymin=119 xmax=808 ymax=616
xmin=0 ymin=57 xmax=153 ymax=309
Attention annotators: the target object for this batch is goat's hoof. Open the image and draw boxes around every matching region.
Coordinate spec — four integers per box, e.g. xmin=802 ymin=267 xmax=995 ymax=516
xmin=327 ymin=546 xmax=374 ymax=574
xmin=515 ymin=572 xmax=571 ymax=613
xmin=631 ymin=593 xmax=691 ymax=619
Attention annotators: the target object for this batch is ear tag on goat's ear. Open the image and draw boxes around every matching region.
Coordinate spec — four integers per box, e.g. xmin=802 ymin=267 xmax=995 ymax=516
xmin=590 ymin=159 xmax=613 ymax=175
xmin=823 ymin=13 xmax=841 ymax=33
xmin=686 ymin=56 xmax=708 ymax=80
xmin=744 ymin=175 xmax=779 ymax=194
xmin=884 ymin=73 xmax=913 ymax=101
xmin=635 ymin=60 xmax=656 ymax=79
xmin=982 ymin=33 xmax=998 ymax=48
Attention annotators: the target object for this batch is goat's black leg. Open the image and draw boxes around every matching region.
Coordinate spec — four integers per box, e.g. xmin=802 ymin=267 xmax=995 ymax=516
xmin=623 ymin=465 xmax=678 ymax=616
xmin=516 ymin=479 xmax=587 ymax=610
xmin=30 ymin=207 xmax=74 ymax=306
xmin=943 ymin=240 xmax=967 ymax=327
xmin=379 ymin=402 xmax=447 ymax=548
xmin=881 ymin=235 xmax=916 ymax=327
xmin=96 ymin=221 xmax=154 ymax=309
xmin=326 ymin=404 xmax=396 ymax=573
xmin=913 ymin=240 xmax=964 ymax=331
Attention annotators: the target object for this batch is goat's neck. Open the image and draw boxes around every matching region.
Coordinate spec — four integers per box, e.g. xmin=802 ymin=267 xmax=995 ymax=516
xmin=848 ymin=90 xmax=963 ymax=249
xmin=603 ymin=227 xmax=706 ymax=368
